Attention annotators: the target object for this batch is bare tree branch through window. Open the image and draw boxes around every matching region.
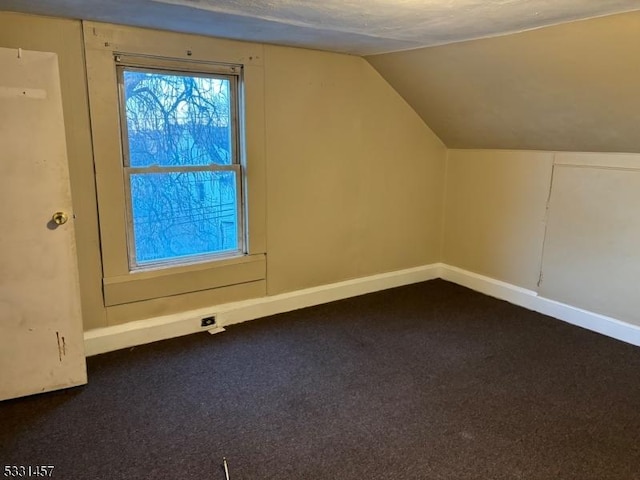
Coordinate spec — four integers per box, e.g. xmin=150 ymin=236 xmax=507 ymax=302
xmin=118 ymin=67 xmax=242 ymax=268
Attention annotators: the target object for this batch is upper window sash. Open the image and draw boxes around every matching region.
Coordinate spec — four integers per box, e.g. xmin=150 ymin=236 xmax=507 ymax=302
xmin=116 ymin=64 xmax=241 ymax=170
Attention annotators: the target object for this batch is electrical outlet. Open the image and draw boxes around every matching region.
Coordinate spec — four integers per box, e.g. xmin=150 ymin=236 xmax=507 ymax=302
xmin=201 ymin=316 xmax=216 ymax=327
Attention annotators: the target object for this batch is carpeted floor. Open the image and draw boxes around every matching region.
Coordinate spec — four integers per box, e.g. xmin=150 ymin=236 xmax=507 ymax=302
xmin=2 ymin=279 xmax=640 ymax=479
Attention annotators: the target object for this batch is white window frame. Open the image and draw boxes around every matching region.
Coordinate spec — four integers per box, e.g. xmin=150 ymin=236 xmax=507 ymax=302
xmin=115 ymin=56 xmax=246 ymax=270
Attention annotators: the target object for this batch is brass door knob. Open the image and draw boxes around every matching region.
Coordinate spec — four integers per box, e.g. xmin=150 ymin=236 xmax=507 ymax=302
xmin=52 ymin=211 xmax=69 ymax=225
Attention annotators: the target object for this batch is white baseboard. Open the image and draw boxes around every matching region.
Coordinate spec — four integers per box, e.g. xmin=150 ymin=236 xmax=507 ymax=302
xmin=84 ymin=264 xmax=441 ymax=356
xmin=439 ymin=264 xmax=539 ymax=310
xmin=85 ymin=262 xmax=640 ymax=356
xmin=440 ymin=265 xmax=640 ymax=347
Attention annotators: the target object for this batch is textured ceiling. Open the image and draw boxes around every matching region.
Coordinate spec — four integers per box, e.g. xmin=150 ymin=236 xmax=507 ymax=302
xmin=367 ymin=11 xmax=640 ymax=153
xmin=1 ymin=0 xmax=640 ymax=54
xmin=4 ymin=0 xmax=640 ymax=153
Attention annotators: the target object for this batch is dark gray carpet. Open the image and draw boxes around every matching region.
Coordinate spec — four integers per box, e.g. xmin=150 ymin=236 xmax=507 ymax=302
xmin=2 ymin=279 xmax=640 ymax=479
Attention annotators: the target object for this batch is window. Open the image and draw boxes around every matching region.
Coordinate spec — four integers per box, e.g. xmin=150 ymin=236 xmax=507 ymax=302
xmin=117 ymin=60 xmax=244 ymax=270
xmin=84 ymin=25 xmax=266 ymax=310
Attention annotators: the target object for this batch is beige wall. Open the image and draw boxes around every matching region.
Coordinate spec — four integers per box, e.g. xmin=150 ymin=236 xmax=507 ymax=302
xmin=443 ymin=149 xmax=640 ymax=327
xmin=367 ymin=10 xmax=640 ymax=153
xmin=539 ymin=153 xmax=640 ymax=325
xmin=264 ymin=45 xmax=445 ymax=294
xmin=443 ymin=150 xmax=553 ymax=290
xmin=0 ymin=12 xmax=446 ymax=330
xmin=5 ymin=11 xmax=637 ymax=336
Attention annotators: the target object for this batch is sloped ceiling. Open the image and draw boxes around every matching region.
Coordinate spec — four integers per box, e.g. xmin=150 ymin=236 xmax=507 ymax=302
xmin=3 ymin=1 xmax=640 ymax=152
xmin=367 ymin=11 xmax=640 ymax=153
xmin=0 ymin=0 xmax=640 ymax=55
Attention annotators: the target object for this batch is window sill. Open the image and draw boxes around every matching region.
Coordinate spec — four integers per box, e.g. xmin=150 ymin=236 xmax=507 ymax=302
xmin=102 ymin=253 xmax=266 ymax=306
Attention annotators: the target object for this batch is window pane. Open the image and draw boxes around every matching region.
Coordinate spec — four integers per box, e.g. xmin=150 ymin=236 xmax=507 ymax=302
xmin=130 ymin=171 xmax=239 ymax=265
xmin=122 ymin=70 xmax=233 ymax=167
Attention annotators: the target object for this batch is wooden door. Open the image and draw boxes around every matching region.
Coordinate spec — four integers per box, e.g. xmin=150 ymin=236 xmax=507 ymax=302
xmin=0 ymin=47 xmax=86 ymax=400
